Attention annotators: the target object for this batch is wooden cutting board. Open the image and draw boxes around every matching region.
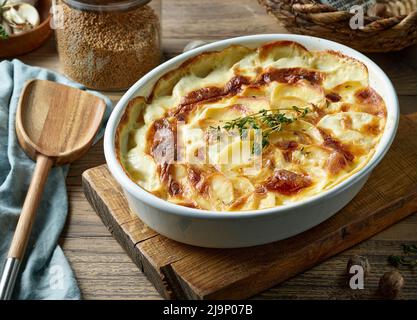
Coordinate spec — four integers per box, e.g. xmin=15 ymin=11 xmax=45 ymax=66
xmin=82 ymin=113 xmax=417 ymax=300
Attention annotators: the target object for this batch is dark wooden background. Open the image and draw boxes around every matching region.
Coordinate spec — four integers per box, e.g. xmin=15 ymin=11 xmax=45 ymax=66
xmin=18 ymin=0 xmax=417 ymax=299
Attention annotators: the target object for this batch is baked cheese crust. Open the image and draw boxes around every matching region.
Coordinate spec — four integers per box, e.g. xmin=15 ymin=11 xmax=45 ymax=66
xmin=115 ymin=41 xmax=387 ymax=211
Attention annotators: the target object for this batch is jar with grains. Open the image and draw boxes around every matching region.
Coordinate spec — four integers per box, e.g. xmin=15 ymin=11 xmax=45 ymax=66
xmin=55 ymin=0 xmax=161 ymax=91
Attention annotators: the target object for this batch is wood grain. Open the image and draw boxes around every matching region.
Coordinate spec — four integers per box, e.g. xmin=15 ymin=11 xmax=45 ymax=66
xmin=8 ymin=154 xmax=53 ymax=259
xmin=82 ymin=113 xmax=417 ymax=299
xmin=16 ymin=79 xmax=106 ymax=164
xmin=60 ymin=236 xmax=161 ymax=300
xmin=11 ymin=0 xmax=417 ymax=299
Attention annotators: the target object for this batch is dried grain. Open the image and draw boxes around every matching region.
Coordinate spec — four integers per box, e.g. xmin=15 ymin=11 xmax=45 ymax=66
xmin=56 ymin=1 xmax=160 ymax=90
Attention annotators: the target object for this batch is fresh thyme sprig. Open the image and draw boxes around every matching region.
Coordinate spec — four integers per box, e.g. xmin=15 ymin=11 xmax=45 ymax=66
xmin=402 ymin=244 xmax=417 ymax=254
xmin=222 ymin=106 xmax=309 ymax=148
xmin=0 ymin=25 xmax=7 ymax=40
xmin=388 ymin=255 xmax=417 ymax=268
xmin=388 ymin=243 xmax=417 ymax=268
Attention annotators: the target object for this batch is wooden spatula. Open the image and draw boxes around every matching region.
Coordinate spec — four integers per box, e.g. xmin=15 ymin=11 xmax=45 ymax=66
xmin=0 ymin=80 xmax=106 ymax=300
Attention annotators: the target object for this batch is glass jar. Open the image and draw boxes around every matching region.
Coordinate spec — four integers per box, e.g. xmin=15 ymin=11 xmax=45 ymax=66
xmin=54 ymin=0 xmax=161 ymax=91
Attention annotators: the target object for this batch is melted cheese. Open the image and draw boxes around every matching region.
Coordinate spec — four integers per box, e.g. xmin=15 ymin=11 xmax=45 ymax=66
xmin=116 ymin=41 xmax=387 ymax=211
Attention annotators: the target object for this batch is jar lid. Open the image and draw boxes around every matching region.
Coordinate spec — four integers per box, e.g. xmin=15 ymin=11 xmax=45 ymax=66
xmin=63 ymin=0 xmax=152 ymax=12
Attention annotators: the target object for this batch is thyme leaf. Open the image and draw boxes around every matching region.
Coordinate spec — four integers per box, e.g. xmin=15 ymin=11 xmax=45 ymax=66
xmin=402 ymin=244 xmax=417 ymax=254
xmin=388 ymin=243 xmax=417 ymax=268
xmin=0 ymin=25 xmax=8 ymax=40
xmin=0 ymin=0 xmax=9 ymax=40
xmin=388 ymin=255 xmax=417 ymax=268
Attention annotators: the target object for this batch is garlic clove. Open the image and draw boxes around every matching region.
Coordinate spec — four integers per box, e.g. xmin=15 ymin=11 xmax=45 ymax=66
xmin=17 ymin=3 xmax=40 ymax=27
xmin=3 ymin=7 xmax=27 ymax=25
xmin=2 ymin=3 xmax=40 ymax=35
xmin=11 ymin=27 xmax=25 ymax=35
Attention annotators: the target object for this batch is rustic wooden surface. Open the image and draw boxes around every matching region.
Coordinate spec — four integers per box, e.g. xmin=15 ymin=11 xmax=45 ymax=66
xmin=82 ymin=110 xmax=417 ymax=299
xmin=10 ymin=0 xmax=417 ymax=299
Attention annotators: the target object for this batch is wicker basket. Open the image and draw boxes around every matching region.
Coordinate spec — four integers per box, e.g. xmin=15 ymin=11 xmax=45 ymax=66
xmin=259 ymin=0 xmax=417 ymax=52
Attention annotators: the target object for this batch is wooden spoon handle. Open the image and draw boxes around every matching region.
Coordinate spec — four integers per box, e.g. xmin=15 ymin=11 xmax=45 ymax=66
xmin=8 ymin=154 xmax=53 ymax=259
xmin=0 ymin=154 xmax=53 ymax=299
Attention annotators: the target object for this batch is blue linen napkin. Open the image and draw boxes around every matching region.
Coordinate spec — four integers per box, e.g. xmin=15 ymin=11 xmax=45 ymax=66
xmin=0 ymin=59 xmax=112 ymax=299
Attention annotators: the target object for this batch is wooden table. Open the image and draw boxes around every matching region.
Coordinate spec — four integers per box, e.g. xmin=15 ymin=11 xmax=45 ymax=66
xmin=15 ymin=0 xmax=417 ymax=299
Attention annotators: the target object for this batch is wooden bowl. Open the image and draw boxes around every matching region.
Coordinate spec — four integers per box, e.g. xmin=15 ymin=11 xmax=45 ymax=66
xmin=0 ymin=0 xmax=53 ymax=58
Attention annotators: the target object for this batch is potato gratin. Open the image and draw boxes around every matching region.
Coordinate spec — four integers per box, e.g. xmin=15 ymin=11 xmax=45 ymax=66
xmin=116 ymin=41 xmax=387 ymax=211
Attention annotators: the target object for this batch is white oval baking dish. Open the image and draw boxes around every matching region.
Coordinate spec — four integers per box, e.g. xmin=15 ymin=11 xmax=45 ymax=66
xmin=104 ymin=34 xmax=399 ymax=248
